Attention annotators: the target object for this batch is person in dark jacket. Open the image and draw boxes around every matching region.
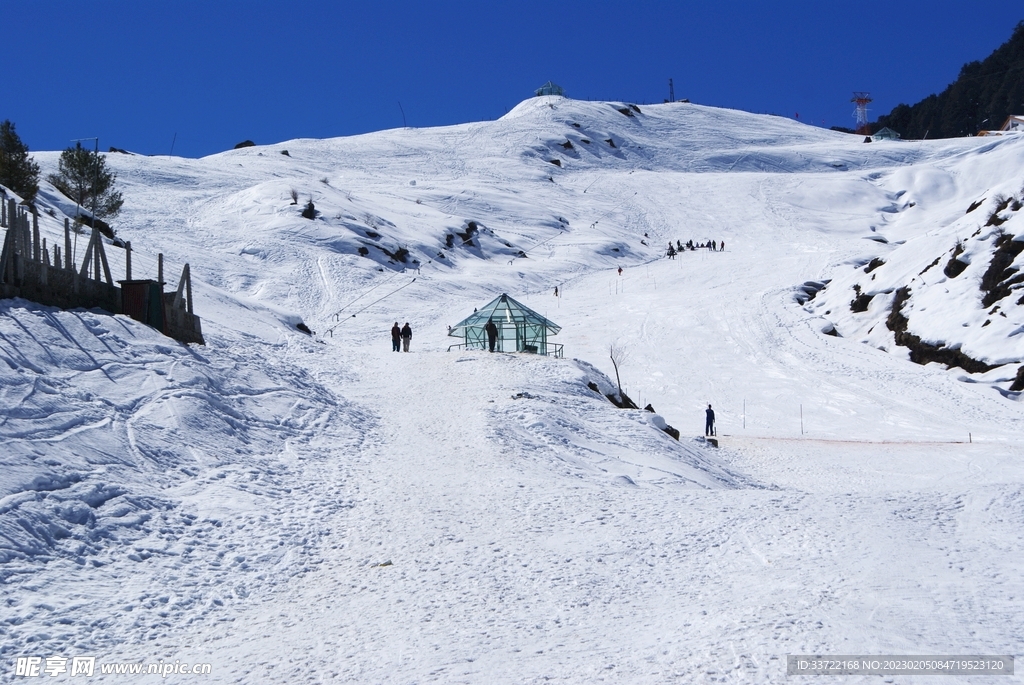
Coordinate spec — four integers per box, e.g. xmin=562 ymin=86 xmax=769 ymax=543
xmin=401 ymin=322 xmax=412 ymax=352
xmin=705 ymin=404 xmax=716 ymax=436
xmin=485 ymin=319 xmax=499 ymax=352
xmin=391 ymin=322 xmax=401 ymax=352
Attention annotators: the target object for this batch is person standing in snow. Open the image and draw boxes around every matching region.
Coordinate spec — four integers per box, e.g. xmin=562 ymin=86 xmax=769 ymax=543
xmin=705 ymin=404 xmax=716 ymax=436
xmin=485 ymin=319 xmax=499 ymax=353
xmin=720 ymin=240 xmax=725 ymax=251
xmin=401 ymin=322 xmax=412 ymax=352
xmin=391 ymin=322 xmax=401 ymax=352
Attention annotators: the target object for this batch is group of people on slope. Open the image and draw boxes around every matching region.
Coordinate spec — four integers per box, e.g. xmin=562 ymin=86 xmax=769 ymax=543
xmin=390 ymin=322 xmax=413 ymax=352
xmin=667 ymin=239 xmax=725 ymax=258
xmin=390 ymin=319 xmax=719 ymax=437
xmin=397 ymin=319 xmax=501 ymax=353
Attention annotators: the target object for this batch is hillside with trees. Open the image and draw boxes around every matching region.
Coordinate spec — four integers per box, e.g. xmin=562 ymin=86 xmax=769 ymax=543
xmin=874 ymin=20 xmax=1024 ymax=139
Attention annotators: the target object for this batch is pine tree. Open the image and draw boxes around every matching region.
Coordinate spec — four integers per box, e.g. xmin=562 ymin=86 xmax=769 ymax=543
xmin=0 ymin=120 xmax=41 ymax=204
xmin=48 ymin=142 xmax=124 ymax=221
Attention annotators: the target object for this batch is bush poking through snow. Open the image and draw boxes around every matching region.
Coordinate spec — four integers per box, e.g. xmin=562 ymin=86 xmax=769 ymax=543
xmin=290 ymin=188 xmax=298 ymax=205
xmin=944 ymin=241 xmax=968 ymax=278
xmin=456 ymin=221 xmax=480 ymax=245
xmin=1011 ymin=366 xmax=1024 ymax=392
xmin=301 ymin=199 xmax=316 ymax=219
xmin=986 ymin=196 xmax=1012 ymax=226
xmin=234 ymin=140 xmax=255 ymax=149
xmin=864 ymin=257 xmax=885 ymax=273
xmin=850 ymin=285 xmax=874 ymax=313
xmin=379 ymin=246 xmax=409 ymax=263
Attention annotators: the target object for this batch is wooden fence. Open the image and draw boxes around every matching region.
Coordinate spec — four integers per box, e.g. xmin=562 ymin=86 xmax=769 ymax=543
xmin=0 ymin=199 xmax=204 ymax=345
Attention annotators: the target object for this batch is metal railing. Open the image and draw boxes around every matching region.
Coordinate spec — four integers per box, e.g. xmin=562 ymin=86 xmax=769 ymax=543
xmin=446 ymin=342 xmax=563 ymax=358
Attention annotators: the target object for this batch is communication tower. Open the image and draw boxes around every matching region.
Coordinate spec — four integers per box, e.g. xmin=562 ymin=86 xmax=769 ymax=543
xmin=851 ymin=92 xmax=872 ymax=135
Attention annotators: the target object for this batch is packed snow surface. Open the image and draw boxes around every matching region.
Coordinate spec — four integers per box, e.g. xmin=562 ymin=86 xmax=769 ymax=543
xmin=2 ymin=97 xmax=1023 ymax=683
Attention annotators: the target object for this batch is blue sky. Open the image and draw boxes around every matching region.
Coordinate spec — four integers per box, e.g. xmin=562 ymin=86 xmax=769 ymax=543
xmin=3 ymin=1 xmax=1020 ymax=158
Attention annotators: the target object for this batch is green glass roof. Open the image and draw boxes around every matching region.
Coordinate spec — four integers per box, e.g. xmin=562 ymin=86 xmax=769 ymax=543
xmin=535 ymin=81 xmax=565 ymax=97
xmin=448 ymin=293 xmax=561 ymax=337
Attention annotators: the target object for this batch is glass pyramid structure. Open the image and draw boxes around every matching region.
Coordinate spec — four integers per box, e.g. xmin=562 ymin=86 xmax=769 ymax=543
xmin=534 ymin=81 xmax=565 ymax=97
xmin=448 ymin=293 xmax=563 ymax=357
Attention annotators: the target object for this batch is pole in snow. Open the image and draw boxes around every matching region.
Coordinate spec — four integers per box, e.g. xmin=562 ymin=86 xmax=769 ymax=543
xmin=800 ymin=404 xmax=804 ymax=435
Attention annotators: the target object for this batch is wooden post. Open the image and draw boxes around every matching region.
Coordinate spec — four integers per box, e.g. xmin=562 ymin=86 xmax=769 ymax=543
xmin=79 ymin=231 xmax=95 ymax=279
xmin=184 ymin=263 xmax=193 ymax=314
xmin=125 ymin=241 xmax=132 ymax=280
xmin=32 ymin=213 xmax=40 ymax=263
xmin=0 ymin=215 xmax=11 ymax=283
xmin=64 ymin=218 xmax=72 ymax=270
xmin=95 ymin=230 xmax=112 ymax=284
xmin=22 ymin=212 xmax=28 ymax=263
xmin=158 ymin=253 xmax=163 ymax=289
xmin=55 ymin=244 xmax=61 ymax=270
xmin=41 ymin=237 xmax=48 ymax=284
xmin=173 ymin=265 xmax=186 ymax=310
xmin=93 ymin=230 xmax=101 ymax=282
xmin=1 ymin=196 xmax=5 ymax=227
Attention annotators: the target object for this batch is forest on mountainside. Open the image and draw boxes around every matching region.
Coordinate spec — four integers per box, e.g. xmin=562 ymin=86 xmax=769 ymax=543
xmin=872 ymin=20 xmax=1024 ymax=138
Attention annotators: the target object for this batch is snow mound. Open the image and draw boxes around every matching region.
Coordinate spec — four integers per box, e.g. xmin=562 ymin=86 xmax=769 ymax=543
xmin=0 ymin=300 xmax=364 ymax=656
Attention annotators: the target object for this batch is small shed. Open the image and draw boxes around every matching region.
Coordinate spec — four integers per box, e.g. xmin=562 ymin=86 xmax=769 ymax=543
xmin=448 ymin=293 xmax=563 ymax=357
xmin=871 ymin=127 xmax=901 ymax=141
xmin=535 ymin=81 xmax=565 ymax=97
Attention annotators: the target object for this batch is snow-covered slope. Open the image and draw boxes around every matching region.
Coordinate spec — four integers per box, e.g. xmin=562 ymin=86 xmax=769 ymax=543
xmin=3 ymin=97 xmax=1023 ymax=683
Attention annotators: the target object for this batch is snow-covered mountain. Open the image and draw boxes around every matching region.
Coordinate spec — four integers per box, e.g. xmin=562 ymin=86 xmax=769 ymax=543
xmin=2 ymin=97 xmax=1022 ymax=683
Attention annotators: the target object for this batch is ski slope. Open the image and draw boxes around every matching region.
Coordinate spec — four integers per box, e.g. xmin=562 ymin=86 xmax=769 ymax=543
xmin=2 ymin=97 xmax=1023 ymax=683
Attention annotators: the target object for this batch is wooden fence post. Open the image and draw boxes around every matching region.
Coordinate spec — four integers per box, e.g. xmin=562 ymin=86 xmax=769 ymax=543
xmin=184 ymin=263 xmax=193 ymax=314
xmin=93 ymin=230 xmax=101 ymax=282
xmin=64 ymin=218 xmax=72 ymax=270
xmin=32 ymin=213 xmax=40 ymax=263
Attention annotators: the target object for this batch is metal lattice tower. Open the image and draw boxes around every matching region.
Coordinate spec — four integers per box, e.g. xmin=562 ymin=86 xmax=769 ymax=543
xmin=851 ymin=91 xmax=873 ymax=135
